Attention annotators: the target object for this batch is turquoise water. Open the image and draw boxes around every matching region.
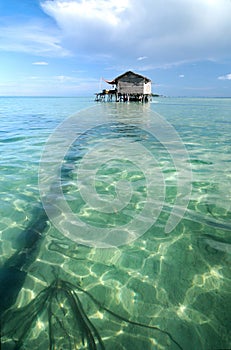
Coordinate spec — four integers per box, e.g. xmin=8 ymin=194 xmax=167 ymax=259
xmin=0 ymin=97 xmax=230 ymax=349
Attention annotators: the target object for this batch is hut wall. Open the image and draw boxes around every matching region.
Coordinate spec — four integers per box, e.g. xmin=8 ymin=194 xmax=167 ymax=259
xmin=143 ymin=82 xmax=152 ymax=94
xmin=117 ymin=77 xmax=151 ymax=95
xmin=117 ymin=82 xmax=142 ymax=94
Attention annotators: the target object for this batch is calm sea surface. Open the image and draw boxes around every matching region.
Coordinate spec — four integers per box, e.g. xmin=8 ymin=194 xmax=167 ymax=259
xmin=0 ymin=97 xmax=230 ymax=349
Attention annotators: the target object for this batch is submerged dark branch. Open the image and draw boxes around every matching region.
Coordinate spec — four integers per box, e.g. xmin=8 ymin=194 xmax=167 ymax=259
xmin=1 ymin=278 xmax=183 ymax=350
xmin=0 ymin=208 xmax=48 ymax=316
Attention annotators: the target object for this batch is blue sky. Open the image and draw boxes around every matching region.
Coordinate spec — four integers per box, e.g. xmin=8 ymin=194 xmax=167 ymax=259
xmin=0 ymin=0 xmax=231 ymax=97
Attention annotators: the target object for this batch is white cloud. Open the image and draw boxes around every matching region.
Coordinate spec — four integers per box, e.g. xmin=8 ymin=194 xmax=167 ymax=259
xmin=179 ymin=74 xmax=185 ymax=78
xmin=137 ymin=56 xmax=148 ymax=61
xmin=218 ymin=73 xmax=231 ymax=80
xmin=1 ymin=0 xmax=231 ymax=68
xmin=41 ymin=0 xmax=231 ymax=66
xmin=42 ymin=0 xmax=129 ymax=27
xmin=32 ymin=61 xmax=49 ymax=65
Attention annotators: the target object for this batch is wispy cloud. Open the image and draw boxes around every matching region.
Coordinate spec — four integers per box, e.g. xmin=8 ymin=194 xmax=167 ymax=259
xmin=32 ymin=61 xmax=49 ymax=65
xmin=54 ymin=75 xmax=77 ymax=82
xmin=218 ymin=73 xmax=231 ymax=80
xmin=137 ymin=56 xmax=148 ymax=61
xmin=0 ymin=74 xmax=99 ymax=96
xmin=0 ymin=22 xmax=70 ymax=57
xmin=179 ymin=74 xmax=185 ymax=78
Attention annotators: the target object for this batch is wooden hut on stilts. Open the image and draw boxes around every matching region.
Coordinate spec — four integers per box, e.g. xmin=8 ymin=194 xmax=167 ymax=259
xmin=95 ymin=71 xmax=152 ymax=102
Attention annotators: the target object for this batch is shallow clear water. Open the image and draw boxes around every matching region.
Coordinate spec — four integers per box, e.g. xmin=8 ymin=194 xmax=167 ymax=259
xmin=0 ymin=97 xmax=230 ymax=349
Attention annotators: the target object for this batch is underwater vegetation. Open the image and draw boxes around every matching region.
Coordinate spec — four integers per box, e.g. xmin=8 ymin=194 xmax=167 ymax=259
xmin=1 ymin=277 xmax=183 ymax=350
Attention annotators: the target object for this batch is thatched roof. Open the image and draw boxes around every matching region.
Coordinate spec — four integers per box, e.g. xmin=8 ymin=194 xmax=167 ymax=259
xmin=104 ymin=71 xmax=151 ymax=85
